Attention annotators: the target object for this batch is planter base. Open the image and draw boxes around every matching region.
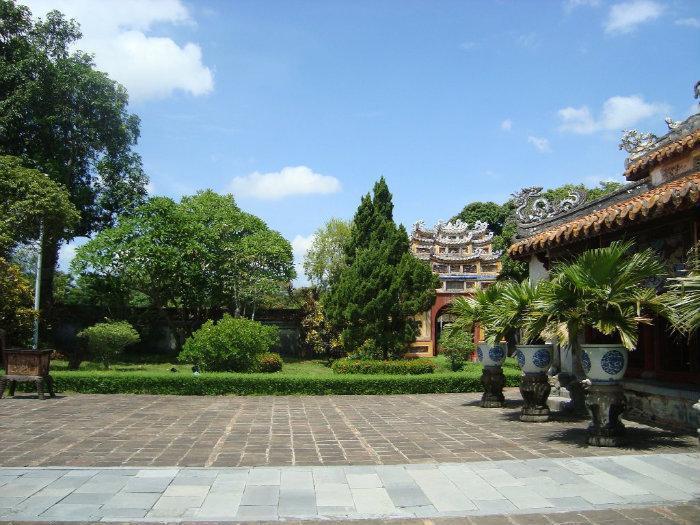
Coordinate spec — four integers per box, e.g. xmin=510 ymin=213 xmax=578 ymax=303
xmin=586 ymin=383 xmax=626 ymax=447
xmin=0 ymin=375 xmax=55 ymax=400
xmin=519 ymin=372 xmax=551 ymax=422
xmin=481 ymin=366 xmax=505 ymax=408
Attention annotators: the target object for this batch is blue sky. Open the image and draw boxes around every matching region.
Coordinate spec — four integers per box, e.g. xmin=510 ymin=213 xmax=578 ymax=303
xmin=22 ymin=0 xmax=700 ymax=282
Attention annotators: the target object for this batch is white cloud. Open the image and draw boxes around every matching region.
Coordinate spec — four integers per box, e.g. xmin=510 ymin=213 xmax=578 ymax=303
xmin=604 ymin=0 xmax=664 ymax=34
xmin=500 ymin=119 xmax=513 ymax=131
xmin=527 ymin=136 xmax=551 ymax=153
xmin=23 ymin=0 xmax=213 ymax=101
xmin=558 ymin=95 xmax=668 ymax=134
xmin=230 ymin=166 xmax=341 ymax=200
xmin=675 ymin=17 xmax=700 ymax=28
xmin=459 ymin=41 xmax=478 ymax=51
xmin=515 ymin=32 xmax=540 ymax=49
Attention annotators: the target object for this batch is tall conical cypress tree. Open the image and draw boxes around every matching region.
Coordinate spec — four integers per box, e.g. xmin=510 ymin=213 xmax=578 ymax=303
xmin=325 ymin=178 xmax=437 ymax=359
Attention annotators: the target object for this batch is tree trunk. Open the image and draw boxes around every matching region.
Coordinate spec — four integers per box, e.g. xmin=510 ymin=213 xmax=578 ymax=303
xmin=39 ymin=236 xmax=60 ymax=310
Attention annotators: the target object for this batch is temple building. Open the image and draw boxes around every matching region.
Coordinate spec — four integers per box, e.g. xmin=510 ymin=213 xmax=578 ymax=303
xmin=508 ymin=90 xmax=700 ymax=431
xmin=409 ymin=219 xmax=502 ymax=356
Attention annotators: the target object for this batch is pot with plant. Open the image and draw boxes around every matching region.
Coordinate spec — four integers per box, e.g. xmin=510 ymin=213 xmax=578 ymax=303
xmin=530 ymin=241 xmax=665 ymax=446
xmin=450 ymin=282 xmax=508 ymax=407
xmin=490 ymin=279 xmax=553 ymax=422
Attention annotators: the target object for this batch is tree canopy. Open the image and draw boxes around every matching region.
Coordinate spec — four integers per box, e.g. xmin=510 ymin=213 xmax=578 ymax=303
xmin=71 ymin=191 xmax=295 ymax=348
xmin=0 ymin=1 xmax=148 ymax=304
xmin=324 ymin=178 xmax=437 ymax=358
xmin=0 ymin=155 xmax=79 ymax=257
xmin=303 ymin=218 xmax=352 ymax=293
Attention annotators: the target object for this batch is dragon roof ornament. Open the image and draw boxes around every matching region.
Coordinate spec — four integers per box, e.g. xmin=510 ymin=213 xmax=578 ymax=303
xmin=512 ymin=186 xmax=587 ymax=227
xmin=619 ymin=129 xmax=659 ymax=163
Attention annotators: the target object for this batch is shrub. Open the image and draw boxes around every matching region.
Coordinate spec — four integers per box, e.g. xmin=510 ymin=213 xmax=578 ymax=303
xmin=0 ymin=258 xmax=37 ymax=347
xmin=439 ymin=327 xmax=475 ymax=372
xmin=77 ymin=321 xmax=140 ymax=369
xmin=331 ymin=358 xmax=436 ymax=375
xmin=258 ymin=352 xmax=283 ymax=373
xmin=347 ymin=339 xmax=383 ymax=360
xmin=179 ymin=315 xmax=279 ymax=372
xmin=30 ymin=368 xmax=521 ymax=396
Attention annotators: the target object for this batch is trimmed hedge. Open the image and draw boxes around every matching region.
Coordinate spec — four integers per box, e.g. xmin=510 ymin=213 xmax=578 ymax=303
xmin=331 ymin=358 xmax=436 ymax=375
xmin=9 ymin=369 xmax=521 ymax=396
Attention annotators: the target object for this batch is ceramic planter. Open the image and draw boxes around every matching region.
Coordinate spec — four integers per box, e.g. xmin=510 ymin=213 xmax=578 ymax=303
xmin=515 ymin=344 xmax=553 ymax=375
xmin=580 ymin=344 xmax=628 ymax=383
xmin=476 ymin=342 xmax=507 ymax=368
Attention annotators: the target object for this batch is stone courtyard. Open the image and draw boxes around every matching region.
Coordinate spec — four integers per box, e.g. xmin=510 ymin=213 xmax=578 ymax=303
xmin=1 ymin=390 xmax=699 ymax=523
xmin=0 ymin=390 xmax=695 ymax=468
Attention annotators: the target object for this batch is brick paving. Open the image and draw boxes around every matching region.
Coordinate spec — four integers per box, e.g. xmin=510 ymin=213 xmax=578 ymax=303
xmin=0 ymin=390 xmax=695 ymax=468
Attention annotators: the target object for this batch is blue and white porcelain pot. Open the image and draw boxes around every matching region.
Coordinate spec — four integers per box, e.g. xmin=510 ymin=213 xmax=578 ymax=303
xmin=515 ymin=344 xmax=553 ymax=375
xmin=580 ymin=344 xmax=628 ymax=383
xmin=476 ymin=342 xmax=507 ymax=368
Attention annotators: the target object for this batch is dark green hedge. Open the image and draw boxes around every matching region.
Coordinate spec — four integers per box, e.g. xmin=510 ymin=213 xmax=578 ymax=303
xmin=331 ymin=358 xmax=436 ymax=375
xmin=8 ymin=369 xmax=521 ymax=396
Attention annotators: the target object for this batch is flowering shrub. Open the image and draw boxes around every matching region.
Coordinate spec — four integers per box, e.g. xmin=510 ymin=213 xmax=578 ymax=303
xmin=332 ymin=358 xmax=435 ymax=375
xmin=258 ymin=352 xmax=283 ymax=373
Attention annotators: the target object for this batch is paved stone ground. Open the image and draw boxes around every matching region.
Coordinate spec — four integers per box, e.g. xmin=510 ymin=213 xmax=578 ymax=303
xmin=0 ymin=392 xmax=695 ymax=468
xmin=0 ymin=453 xmax=698 ymax=521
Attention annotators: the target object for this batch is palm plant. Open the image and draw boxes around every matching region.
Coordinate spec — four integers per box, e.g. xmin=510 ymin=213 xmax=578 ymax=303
xmin=662 ymin=245 xmax=700 ymax=337
xmin=529 ymin=241 xmax=666 ymax=377
xmin=486 ymin=279 xmax=544 ymax=347
xmin=448 ymin=281 xmax=505 ymax=344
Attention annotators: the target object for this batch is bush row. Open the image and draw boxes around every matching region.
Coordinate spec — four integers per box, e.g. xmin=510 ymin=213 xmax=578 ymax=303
xmin=11 ymin=369 xmax=521 ymax=396
xmin=331 ymin=358 xmax=436 ymax=375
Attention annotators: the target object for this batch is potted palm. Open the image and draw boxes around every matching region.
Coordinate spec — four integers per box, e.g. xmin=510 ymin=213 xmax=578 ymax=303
xmin=530 ymin=241 xmax=665 ymax=445
xmin=662 ymin=245 xmax=700 ymax=441
xmin=450 ymin=282 xmax=508 ymax=407
xmin=489 ymin=279 xmax=553 ymax=421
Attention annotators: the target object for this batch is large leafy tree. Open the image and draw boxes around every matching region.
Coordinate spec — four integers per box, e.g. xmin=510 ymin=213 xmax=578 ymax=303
xmin=325 ymin=178 xmax=437 ymax=358
xmin=71 ymin=191 xmax=295 ymax=349
xmin=0 ymin=1 xmax=147 ymax=306
xmin=303 ymin=218 xmax=352 ymax=293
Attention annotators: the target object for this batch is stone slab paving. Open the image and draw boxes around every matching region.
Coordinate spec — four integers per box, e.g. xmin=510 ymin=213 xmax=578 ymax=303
xmin=0 ymin=392 xmax=696 ymax=468
xmin=0 ymin=453 xmax=698 ymax=522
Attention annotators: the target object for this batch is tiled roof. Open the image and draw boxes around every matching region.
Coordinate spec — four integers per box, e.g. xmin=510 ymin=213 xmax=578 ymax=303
xmin=625 ymin=129 xmax=700 ymax=180
xmin=508 ymin=172 xmax=700 ymax=258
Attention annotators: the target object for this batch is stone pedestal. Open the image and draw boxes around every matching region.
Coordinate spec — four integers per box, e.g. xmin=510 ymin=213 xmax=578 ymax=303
xmin=519 ymin=372 xmax=551 ymax=422
xmin=481 ymin=366 xmax=505 ymax=408
xmin=693 ymin=399 xmax=700 ymax=444
xmin=586 ymin=383 xmax=626 ymax=447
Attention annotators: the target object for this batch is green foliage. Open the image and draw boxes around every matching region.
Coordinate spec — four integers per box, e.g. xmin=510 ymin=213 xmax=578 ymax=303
xmin=303 ymin=218 xmax=352 ymax=292
xmin=438 ymin=327 xmax=475 ymax=371
xmin=77 ymin=320 xmax=140 ymax=369
xmin=179 ymin=315 xmax=279 ymax=372
xmin=331 ymin=358 xmax=436 ymax=375
xmin=28 ymin=369 xmax=520 ymax=396
xmin=0 ymin=1 xmax=148 ymax=306
xmin=0 ymin=2 xmax=147 ymax=235
xmin=299 ymin=289 xmax=341 ymax=358
xmin=72 ymin=191 xmax=295 ymax=348
xmin=257 ymin=352 xmax=284 ymax=373
xmin=0 ymin=156 xmax=79 ymax=256
xmin=530 ymin=241 xmax=666 ymax=351
xmin=485 ymin=279 xmax=545 ymax=346
xmin=662 ymin=245 xmax=700 ymax=337
xmin=448 ymin=282 xmax=505 ymax=343
xmin=0 ymin=257 xmax=37 ymax=346
xmin=325 ymin=178 xmax=438 ymax=359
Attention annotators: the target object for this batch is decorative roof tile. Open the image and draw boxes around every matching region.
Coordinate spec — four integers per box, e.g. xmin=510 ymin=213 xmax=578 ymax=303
xmin=508 ymin=172 xmax=700 ymax=258
xmin=624 ymin=129 xmax=700 ymax=180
